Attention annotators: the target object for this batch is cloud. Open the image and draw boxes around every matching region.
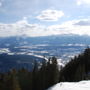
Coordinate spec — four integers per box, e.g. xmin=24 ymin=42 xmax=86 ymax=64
xmin=0 ymin=18 xmax=90 ymax=37
xmin=0 ymin=3 xmax=2 ymax=7
xmin=47 ymin=19 xmax=90 ymax=35
xmin=0 ymin=0 xmax=42 ymax=16
xmin=36 ymin=9 xmax=64 ymax=21
xmin=74 ymin=19 xmax=90 ymax=26
xmin=0 ymin=17 xmax=53 ymax=37
xmin=0 ymin=1 xmax=2 ymax=7
xmin=77 ymin=0 xmax=90 ymax=5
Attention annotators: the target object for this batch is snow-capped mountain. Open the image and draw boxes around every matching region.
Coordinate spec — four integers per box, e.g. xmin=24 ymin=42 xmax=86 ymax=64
xmin=0 ymin=34 xmax=90 ymax=71
xmin=0 ymin=35 xmax=90 ymax=59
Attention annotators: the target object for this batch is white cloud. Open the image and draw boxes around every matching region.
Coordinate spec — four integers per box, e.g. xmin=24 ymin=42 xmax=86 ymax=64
xmin=0 ymin=17 xmax=53 ymax=37
xmin=0 ymin=2 xmax=2 ymax=7
xmin=74 ymin=19 xmax=90 ymax=26
xmin=36 ymin=9 xmax=64 ymax=21
xmin=0 ymin=18 xmax=90 ymax=37
xmin=77 ymin=0 xmax=90 ymax=5
xmin=47 ymin=19 xmax=90 ymax=35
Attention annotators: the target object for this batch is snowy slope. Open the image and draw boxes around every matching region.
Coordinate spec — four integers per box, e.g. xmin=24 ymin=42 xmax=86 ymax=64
xmin=48 ymin=80 xmax=90 ymax=90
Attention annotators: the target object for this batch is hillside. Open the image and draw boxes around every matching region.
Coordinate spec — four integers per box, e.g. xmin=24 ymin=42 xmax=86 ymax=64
xmin=59 ymin=47 xmax=90 ymax=82
xmin=0 ymin=47 xmax=90 ymax=90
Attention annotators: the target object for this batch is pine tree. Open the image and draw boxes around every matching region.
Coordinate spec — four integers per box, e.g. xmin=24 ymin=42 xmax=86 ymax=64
xmin=38 ymin=61 xmax=47 ymax=90
xmin=32 ymin=60 xmax=39 ymax=90
xmin=18 ymin=68 xmax=32 ymax=90
xmin=45 ymin=57 xmax=59 ymax=88
xmin=8 ymin=74 xmax=21 ymax=90
xmin=75 ymin=64 xmax=85 ymax=81
xmin=51 ymin=57 xmax=59 ymax=84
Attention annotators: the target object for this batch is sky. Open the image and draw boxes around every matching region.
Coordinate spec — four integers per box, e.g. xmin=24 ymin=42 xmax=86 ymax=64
xmin=0 ymin=0 xmax=90 ymax=37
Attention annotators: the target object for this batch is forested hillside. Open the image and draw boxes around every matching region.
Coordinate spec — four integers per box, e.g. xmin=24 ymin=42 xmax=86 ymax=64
xmin=0 ymin=48 xmax=90 ymax=90
xmin=59 ymin=47 xmax=90 ymax=82
xmin=0 ymin=57 xmax=59 ymax=90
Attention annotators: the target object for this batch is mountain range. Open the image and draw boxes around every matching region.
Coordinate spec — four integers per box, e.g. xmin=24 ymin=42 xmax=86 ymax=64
xmin=0 ymin=34 xmax=90 ymax=71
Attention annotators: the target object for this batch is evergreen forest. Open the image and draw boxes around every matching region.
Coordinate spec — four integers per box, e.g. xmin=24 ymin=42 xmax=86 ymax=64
xmin=0 ymin=48 xmax=90 ymax=90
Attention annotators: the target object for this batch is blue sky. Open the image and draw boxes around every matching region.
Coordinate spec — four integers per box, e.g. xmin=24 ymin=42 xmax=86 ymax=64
xmin=0 ymin=0 xmax=90 ymax=37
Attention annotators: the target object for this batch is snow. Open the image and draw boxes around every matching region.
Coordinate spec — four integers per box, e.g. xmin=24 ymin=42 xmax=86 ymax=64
xmin=57 ymin=59 xmax=65 ymax=67
xmin=0 ymin=48 xmax=10 ymax=54
xmin=48 ymin=80 xmax=90 ymax=90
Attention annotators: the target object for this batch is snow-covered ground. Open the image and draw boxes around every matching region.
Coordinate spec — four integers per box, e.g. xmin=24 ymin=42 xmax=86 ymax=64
xmin=48 ymin=80 xmax=90 ymax=90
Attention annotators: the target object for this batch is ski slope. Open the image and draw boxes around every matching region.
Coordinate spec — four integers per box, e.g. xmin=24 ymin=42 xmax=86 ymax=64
xmin=48 ymin=80 xmax=90 ymax=90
